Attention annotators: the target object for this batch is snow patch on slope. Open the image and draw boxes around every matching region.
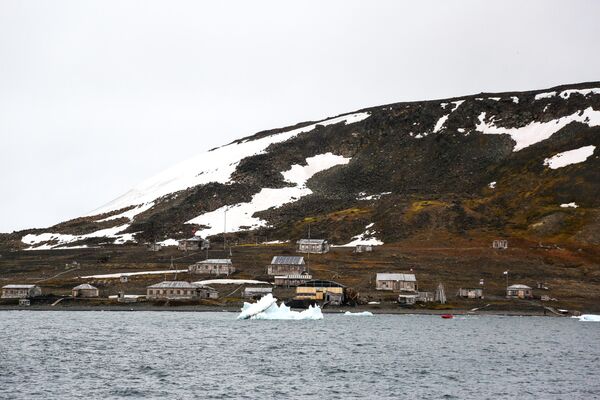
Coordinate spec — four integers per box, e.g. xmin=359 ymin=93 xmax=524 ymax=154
xmin=22 ymin=224 xmax=135 ymax=250
xmin=337 ymin=223 xmax=384 ymax=247
xmin=476 ymin=107 xmax=600 ymax=151
xmin=187 ymin=153 xmax=351 ymax=236
xmin=89 ymin=113 xmax=370 ymax=218
xmin=543 ymin=145 xmax=596 ymax=169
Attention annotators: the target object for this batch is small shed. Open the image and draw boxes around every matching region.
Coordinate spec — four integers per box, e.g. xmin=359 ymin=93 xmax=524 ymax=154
xmin=178 ymin=237 xmax=209 ymax=251
xmin=243 ymin=287 xmax=273 ymax=299
xmin=457 ymin=288 xmax=484 ymax=299
xmin=72 ymin=284 xmax=100 ymax=298
xmin=398 ymin=293 xmax=418 ymax=305
xmin=1 ymin=284 xmax=42 ymax=299
xmin=147 ymin=243 xmax=162 ymax=252
xmin=493 ymin=239 xmax=508 ymax=249
xmin=506 ymin=284 xmax=533 ymax=299
xmin=297 ymin=239 xmax=330 ymax=254
xmin=376 ymin=273 xmax=417 ymax=292
xmin=416 ymin=291 xmax=434 ymax=303
xmin=267 ymin=256 xmax=306 ymax=275
xmin=189 ymin=259 xmax=235 ymax=276
xmin=274 ymin=274 xmax=313 ymax=287
xmin=194 ymin=284 xmax=219 ymax=299
xmin=354 ymin=244 xmax=373 ymax=253
xmin=295 ymin=280 xmax=345 ymax=305
xmin=147 ymin=281 xmax=198 ymax=300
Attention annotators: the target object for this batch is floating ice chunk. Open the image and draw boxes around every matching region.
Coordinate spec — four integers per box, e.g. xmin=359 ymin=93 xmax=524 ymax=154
xmin=543 ymin=145 xmax=596 ymax=169
xmin=344 ymin=311 xmax=374 ymax=316
xmin=573 ymin=314 xmax=600 ymax=322
xmin=237 ymin=294 xmax=323 ymax=320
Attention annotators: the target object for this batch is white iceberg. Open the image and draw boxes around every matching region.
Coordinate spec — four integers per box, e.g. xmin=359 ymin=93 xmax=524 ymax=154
xmin=344 ymin=311 xmax=374 ymax=316
xmin=237 ymin=294 xmax=323 ymax=320
xmin=573 ymin=314 xmax=600 ymax=322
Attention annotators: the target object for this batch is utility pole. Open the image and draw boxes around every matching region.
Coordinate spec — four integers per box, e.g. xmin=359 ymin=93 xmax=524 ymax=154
xmin=223 ymin=207 xmax=227 ymax=256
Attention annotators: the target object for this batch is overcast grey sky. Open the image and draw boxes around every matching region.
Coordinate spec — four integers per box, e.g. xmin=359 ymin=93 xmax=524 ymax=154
xmin=1 ymin=0 xmax=599 ymax=232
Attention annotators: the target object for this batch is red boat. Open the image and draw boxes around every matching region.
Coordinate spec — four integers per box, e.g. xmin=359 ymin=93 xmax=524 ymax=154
xmin=440 ymin=314 xmax=454 ymax=319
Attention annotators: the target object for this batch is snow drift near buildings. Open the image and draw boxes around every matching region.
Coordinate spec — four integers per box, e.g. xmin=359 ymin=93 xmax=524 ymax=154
xmin=543 ymin=145 xmax=596 ymax=169
xmin=237 ymin=294 xmax=323 ymax=320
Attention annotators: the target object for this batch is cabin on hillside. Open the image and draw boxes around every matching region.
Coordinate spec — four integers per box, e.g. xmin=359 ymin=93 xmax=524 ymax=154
xmin=295 ymin=280 xmax=345 ymax=305
xmin=506 ymin=284 xmax=533 ymax=299
xmin=267 ymin=256 xmax=306 ymax=275
xmin=376 ymin=273 xmax=417 ymax=292
xmin=178 ymin=237 xmax=209 ymax=251
xmin=274 ymin=273 xmax=313 ymax=287
xmin=72 ymin=284 xmax=99 ymax=298
xmin=457 ymin=287 xmax=484 ymax=299
xmin=189 ymin=259 xmax=235 ymax=276
xmin=147 ymin=243 xmax=162 ymax=252
xmin=297 ymin=239 xmax=329 ymax=254
xmin=354 ymin=244 xmax=373 ymax=253
xmin=243 ymin=287 xmax=273 ymax=299
xmin=1 ymin=284 xmax=42 ymax=299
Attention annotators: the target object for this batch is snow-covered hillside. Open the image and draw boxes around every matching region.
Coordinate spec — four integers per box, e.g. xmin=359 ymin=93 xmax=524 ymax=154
xmin=13 ymin=81 xmax=600 ymax=250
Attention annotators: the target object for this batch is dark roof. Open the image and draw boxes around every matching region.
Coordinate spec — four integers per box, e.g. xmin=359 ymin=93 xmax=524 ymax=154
xmin=297 ymin=280 xmax=345 ymax=288
xmin=271 ymin=256 xmax=305 ymax=265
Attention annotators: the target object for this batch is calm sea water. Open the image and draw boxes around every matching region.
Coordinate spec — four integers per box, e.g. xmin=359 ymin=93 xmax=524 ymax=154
xmin=0 ymin=311 xmax=598 ymax=399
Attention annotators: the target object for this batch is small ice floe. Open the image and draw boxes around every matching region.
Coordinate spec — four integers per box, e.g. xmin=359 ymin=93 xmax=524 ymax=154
xmin=488 ymin=181 xmax=497 ymax=189
xmin=573 ymin=314 xmax=600 ymax=322
xmin=237 ymin=294 xmax=323 ymax=320
xmin=343 ymin=311 xmax=374 ymax=316
xmin=560 ymin=203 xmax=579 ymax=208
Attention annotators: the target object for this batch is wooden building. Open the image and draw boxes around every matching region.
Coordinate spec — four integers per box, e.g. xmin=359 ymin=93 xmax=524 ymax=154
xmin=243 ymin=287 xmax=273 ymax=299
xmin=295 ymin=280 xmax=345 ymax=305
xmin=457 ymin=288 xmax=484 ymax=299
xmin=506 ymin=284 xmax=533 ymax=299
xmin=274 ymin=274 xmax=312 ymax=287
xmin=398 ymin=293 xmax=418 ymax=305
xmin=72 ymin=284 xmax=100 ymax=298
xmin=147 ymin=243 xmax=162 ymax=252
xmin=147 ymin=281 xmax=198 ymax=300
xmin=376 ymin=273 xmax=417 ymax=292
xmin=417 ymin=291 xmax=434 ymax=303
xmin=189 ymin=259 xmax=235 ymax=276
xmin=196 ymin=285 xmax=219 ymax=299
xmin=178 ymin=237 xmax=209 ymax=251
xmin=492 ymin=239 xmax=508 ymax=249
xmin=1 ymin=284 xmax=42 ymax=299
xmin=297 ymin=239 xmax=330 ymax=254
xmin=267 ymin=256 xmax=306 ymax=275
xmin=354 ymin=244 xmax=373 ymax=253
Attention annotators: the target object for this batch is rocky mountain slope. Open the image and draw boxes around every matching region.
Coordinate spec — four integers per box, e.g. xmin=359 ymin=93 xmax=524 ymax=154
xmin=6 ymin=82 xmax=600 ymax=250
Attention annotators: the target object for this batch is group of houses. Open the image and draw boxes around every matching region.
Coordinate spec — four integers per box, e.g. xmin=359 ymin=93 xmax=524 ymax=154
xmin=2 ymin=237 xmax=540 ymax=306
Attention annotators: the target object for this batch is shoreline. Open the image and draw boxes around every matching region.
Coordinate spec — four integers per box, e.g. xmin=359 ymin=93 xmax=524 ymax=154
xmin=0 ymin=304 xmax=568 ymax=317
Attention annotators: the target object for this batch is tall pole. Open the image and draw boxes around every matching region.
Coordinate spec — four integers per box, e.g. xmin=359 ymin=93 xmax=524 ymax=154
xmin=223 ymin=207 xmax=227 ymax=256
